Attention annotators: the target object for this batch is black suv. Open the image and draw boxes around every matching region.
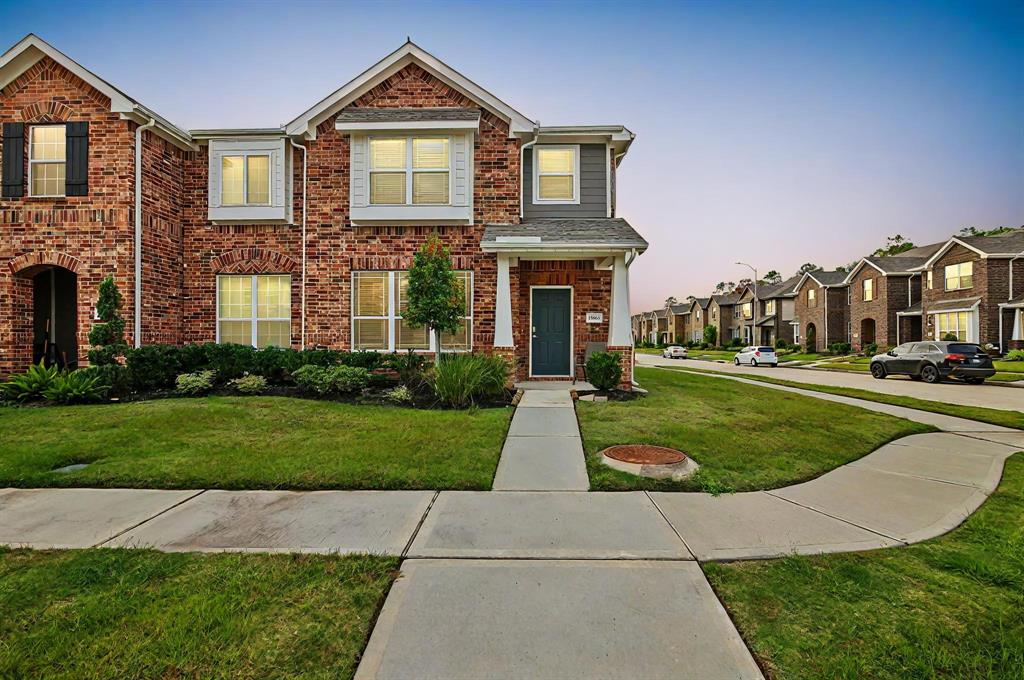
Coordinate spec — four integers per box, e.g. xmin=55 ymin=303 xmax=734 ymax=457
xmin=870 ymin=341 xmax=995 ymax=384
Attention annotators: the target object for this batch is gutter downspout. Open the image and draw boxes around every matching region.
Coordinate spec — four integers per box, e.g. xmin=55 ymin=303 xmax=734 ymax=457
xmin=289 ymin=139 xmax=308 ymax=348
xmin=822 ymin=286 xmax=828 ymax=352
xmin=519 ymin=123 xmax=539 ymax=218
xmin=134 ymin=116 xmax=157 ymax=349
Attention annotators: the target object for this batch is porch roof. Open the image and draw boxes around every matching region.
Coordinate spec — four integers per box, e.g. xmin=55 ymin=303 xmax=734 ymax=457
xmin=481 ymin=218 xmax=648 ymax=253
xmin=896 ymin=302 xmax=922 ymax=316
xmin=927 ymin=296 xmax=982 ymax=313
xmin=756 ymin=315 xmax=776 ymax=327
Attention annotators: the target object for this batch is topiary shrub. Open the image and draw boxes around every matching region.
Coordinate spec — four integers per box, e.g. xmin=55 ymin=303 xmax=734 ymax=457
xmin=175 ymin=370 xmax=215 ymax=396
xmin=230 ymin=373 xmax=268 ymax=395
xmin=430 ymin=353 xmax=509 ymax=408
xmin=586 ymin=351 xmax=623 ymax=391
xmin=87 ymin=276 xmax=128 ymax=366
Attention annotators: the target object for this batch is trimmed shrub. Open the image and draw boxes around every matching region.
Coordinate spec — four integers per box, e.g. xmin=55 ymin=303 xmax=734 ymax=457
xmin=385 ymin=385 xmax=414 ymax=405
xmin=176 ymin=370 xmax=216 ymax=396
xmin=431 ymin=353 xmax=509 ymax=408
xmin=828 ymin=342 xmax=852 ymax=355
xmin=775 ymin=338 xmax=789 ymax=350
xmin=230 ymin=374 xmax=268 ymax=395
xmin=332 ymin=366 xmax=371 ymax=393
xmin=1005 ymin=349 xmax=1024 ymax=361
xmin=292 ymin=365 xmax=370 ymax=395
xmin=728 ymin=337 xmax=744 ymax=348
xmin=0 ymin=360 xmax=60 ymax=403
xmin=941 ymin=332 xmax=959 ymax=342
xmin=43 ymin=369 xmax=109 ymax=404
xmin=293 ymin=365 xmax=333 ymax=395
xmin=703 ymin=325 xmax=717 ymax=347
xmin=87 ymin=276 xmax=128 ymax=366
xmin=586 ymin=351 xmax=623 ymax=391
xmin=125 ymin=344 xmax=184 ymax=391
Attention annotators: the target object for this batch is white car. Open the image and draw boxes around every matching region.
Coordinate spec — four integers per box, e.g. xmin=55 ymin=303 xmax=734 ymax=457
xmin=734 ymin=346 xmax=777 ymax=367
xmin=662 ymin=345 xmax=688 ymax=359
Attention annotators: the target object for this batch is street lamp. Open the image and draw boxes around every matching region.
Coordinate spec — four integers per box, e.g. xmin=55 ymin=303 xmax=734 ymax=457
xmin=736 ymin=262 xmax=757 ymax=346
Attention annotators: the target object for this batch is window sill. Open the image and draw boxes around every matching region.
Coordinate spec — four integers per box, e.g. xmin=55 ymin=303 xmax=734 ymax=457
xmin=351 ymin=204 xmax=472 ymax=224
xmin=209 ymin=205 xmax=289 ymax=223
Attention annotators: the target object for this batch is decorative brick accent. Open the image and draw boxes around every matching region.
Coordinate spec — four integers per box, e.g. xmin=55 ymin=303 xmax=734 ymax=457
xmin=211 ymin=248 xmax=299 ymax=274
xmin=20 ymin=100 xmax=73 ymax=123
xmin=7 ymin=250 xmax=82 ymax=275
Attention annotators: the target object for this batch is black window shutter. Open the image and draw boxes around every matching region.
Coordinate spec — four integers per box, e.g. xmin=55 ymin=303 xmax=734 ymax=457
xmin=65 ymin=122 xmax=89 ymax=196
xmin=2 ymin=122 xmax=25 ymax=198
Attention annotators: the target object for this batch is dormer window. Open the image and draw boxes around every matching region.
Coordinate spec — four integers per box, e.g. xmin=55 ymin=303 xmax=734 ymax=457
xmin=533 ymin=146 xmax=579 ymax=204
xmin=369 ymin=136 xmax=450 ymax=205
xmin=29 ymin=125 xmax=66 ymax=197
xmin=221 ymin=154 xmax=270 ymax=206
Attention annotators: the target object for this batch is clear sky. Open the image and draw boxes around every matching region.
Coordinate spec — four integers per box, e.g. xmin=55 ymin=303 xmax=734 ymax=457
xmin=2 ymin=0 xmax=1021 ymax=313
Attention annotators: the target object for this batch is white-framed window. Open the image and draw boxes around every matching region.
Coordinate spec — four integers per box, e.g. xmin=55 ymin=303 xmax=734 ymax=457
xmin=934 ymin=311 xmax=971 ymax=342
xmin=765 ymin=300 xmax=776 ymax=315
xmin=221 ymin=154 xmax=271 ymax=206
xmin=29 ymin=125 xmax=66 ymax=197
xmin=741 ymin=302 xmax=753 ymax=320
xmin=793 ymin=323 xmax=801 ymax=344
xmin=711 ymin=307 xmax=717 ymax=320
xmin=533 ymin=145 xmax=580 ymax=204
xmin=927 ymin=270 xmax=933 ymax=289
xmin=216 ymin=274 xmax=291 ymax=348
xmin=944 ymin=262 xmax=973 ymax=291
xmin=369 ymin=136 xmax=450 ymax=206
xmin=352 ymin=270 xmax=472 ymax=351
xmin=863 ymin=278 xmax=874 ymax=301
xmin=807 ymin=288 xmax=817 ymax=306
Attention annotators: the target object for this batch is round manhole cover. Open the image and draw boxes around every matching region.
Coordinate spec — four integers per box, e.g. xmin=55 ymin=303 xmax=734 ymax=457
xmin=602 ymin=445 xmax=686 ymax=466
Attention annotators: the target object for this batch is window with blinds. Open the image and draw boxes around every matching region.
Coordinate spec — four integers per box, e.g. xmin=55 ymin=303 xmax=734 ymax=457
xmin=369 ymin=136 xmax=450 ymax=205
xmin=534 ymin=146 xmax=578 ymax=203
xmin=944 ymin=262 xmax=973 ymax=291
xmin=934 ymin=311 xmax=971 ymax=342
xmin=353 ymin=270 xmax=471 ymax=351
xmin=862 ymin=278 xmax=874 ymax=301
xmin=29 ymin=125 xmax=66 ymax=197
xmin=222 ymin=154 xmax=270 ymax=206
xmin=217 ymin=275 xmax=291 ymax=347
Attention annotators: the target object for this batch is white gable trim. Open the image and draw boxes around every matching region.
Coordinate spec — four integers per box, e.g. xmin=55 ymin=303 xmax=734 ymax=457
xmin=285 ymin=41 xmax=535 ymax=140
xmin=918 ymin=237 xmax=986 ymax=269
xmin=0 ymin=34 xmax=194 ymax=149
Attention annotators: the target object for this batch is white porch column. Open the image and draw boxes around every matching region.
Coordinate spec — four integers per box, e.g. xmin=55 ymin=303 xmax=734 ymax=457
xmin=609 ymin=254 xmax=632 ymax=347
xmin=494 ymin=254 xmax=514 ymax=347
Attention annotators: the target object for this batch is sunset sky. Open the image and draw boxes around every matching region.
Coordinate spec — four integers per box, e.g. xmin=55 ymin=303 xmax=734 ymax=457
xmin=3 ymin=0 xmax=1021 ymax=313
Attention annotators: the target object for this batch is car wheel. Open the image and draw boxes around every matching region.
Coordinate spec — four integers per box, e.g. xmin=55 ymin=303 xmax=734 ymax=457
xmin=921 ymin=365 xmax=941 ymax=384
xmin=965 ymin=377 xmax=986 ymax=385
xmin=870 ymin=363 xmax=887 ymax=379
xmin=751 ymin=359 xmax=758 ymax=367
xmin=734 ymin=358 xmax=740 ymax=365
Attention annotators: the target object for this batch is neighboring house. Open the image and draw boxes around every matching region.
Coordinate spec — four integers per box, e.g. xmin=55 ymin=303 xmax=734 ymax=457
xmin=914 ymin=230 xmax=1024 ymax=350
xmin=630 ymin=313 xmax=642 ymax=344
xmin=843 ymin=241 xmax=943 ymax=350
xmin=792 ymin=270 xmax=850 ymax=351
xmin=653 ymin=308 xmax=669 ymax=344
xmin=667 ymin=303 xmax=690 ymax=344
xmin=0 ymin=35 xmax=648 ymax=386
xmin=733 ymin=286 xmax=757 ymax=344
xmin=709 ymin=292 xmax=741 ymax=344
xmin=688 ymin=297 xmax=710 ymax=342
xmin=755 ymin=275 xmax=800 ymax=346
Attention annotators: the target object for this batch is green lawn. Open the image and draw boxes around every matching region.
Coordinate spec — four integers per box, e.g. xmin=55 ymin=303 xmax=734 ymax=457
xmin=577 ymin=367 xmax=932 ymax=493
xmin=0 ymin=549 xmax=397 ymax=679
xmin=705 ymin=454 xmax=1024 ymax=679
xmin=0 ymin=396 xmax=511 ymax=490
xmin=995 ymin=360 xmax=1024 ymax=373
xmin=676 ymin=368 xmax=1024 ymax=430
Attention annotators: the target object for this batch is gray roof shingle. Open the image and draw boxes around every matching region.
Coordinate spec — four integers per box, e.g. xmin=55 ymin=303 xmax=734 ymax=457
xmin=959 ymin=229 xmax=1024 ymax=255
xmin=805 ymin=270 xmax=849 ymax=286
xmin=482 ymin=218 xmax=648 ymax=248
xmin=336 ymin=107 xmax=481 ymax=123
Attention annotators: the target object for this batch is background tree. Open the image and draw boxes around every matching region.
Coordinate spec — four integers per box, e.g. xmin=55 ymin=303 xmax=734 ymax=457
xmin=714 ymin=281 xmax=727 ymax=294
xmin=736 ymin=278 xmax=753 ymax=292
xmin=703 ymin=324 xmax=718 ymax=347
xmin=796 ymin=263 xmax=821 ymax=276
xmin=873 ymin=234 xmax=916 ymax=257
xmin=686 ymin=295 xmax=696 ymax=303
xmin=761 ymin=270 xmax=782 ymax=285
xmin=664 ymin=296 xmax=678 ymax=308
xmin=959 ymin=225 xmax=1018 ymax=237
xmin=405 ymin=235 xmax=466 ymax=357
xmin=87 ymin=276 xmax=128 ymax=366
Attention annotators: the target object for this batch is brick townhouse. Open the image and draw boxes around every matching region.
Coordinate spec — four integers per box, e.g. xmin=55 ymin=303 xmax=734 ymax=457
xmin=792 ymin=269 xmax=850 ymax=350
xmin=0 ymin=35 xmax=648 ymax=387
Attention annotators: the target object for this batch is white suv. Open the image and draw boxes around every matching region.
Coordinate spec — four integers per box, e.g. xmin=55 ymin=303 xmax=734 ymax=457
xmin=734 ymin=346 xmax=777 ymax=367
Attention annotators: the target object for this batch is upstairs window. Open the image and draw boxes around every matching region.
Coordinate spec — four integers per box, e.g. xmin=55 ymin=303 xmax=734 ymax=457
xmin=765 ymin=300 xmax=775 ymax=316
xmin=369 ymin=137 xmax=450 ymax=205
xmin=741 ymin=302 xmax=753 ymax=319
xmin=222 ymin=154 xmax=270 ymax=206
xmin=807 ymin=288 xmax=817 ymax=306
xmin=944 ymin=262 xmax=973 ymax=291
xmin=927 ymin=270 xmax=933 ymax=289
xmin=217 ymin=274 xmax=291 ymax=348
xmin=29 ymin=125 xmax=66 ymax=197
xmin=534 ymin=146 xmax=579 ymax=203
xmin=862 ymin=278 xmax=874 ymax=301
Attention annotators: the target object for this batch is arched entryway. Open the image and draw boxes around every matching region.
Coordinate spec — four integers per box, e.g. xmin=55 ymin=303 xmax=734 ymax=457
xmin=10 ymin=261 xmax=80 ymax=369
xmin=860 ymin=318 xmax=876 ymax=347
xmin=805 ymin=323 xmax=817 ymax=351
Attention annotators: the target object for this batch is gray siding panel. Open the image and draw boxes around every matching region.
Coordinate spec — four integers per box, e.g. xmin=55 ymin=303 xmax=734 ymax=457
xmin=524 ymin=144 xmax=608 ymax=219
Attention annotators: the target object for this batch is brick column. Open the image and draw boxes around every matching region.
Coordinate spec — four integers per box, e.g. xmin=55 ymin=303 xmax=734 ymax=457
xmin=607 ymin=345 xmax=633 ymax=391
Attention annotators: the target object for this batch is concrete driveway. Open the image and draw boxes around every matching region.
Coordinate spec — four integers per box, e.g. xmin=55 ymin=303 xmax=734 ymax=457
xmin=637 ymin=352 xmax=1024 ymax=412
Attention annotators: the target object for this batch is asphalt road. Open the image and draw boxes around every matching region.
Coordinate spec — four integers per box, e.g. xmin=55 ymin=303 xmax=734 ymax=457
xmin=636 ymin=352 xmax=1024 ymax=413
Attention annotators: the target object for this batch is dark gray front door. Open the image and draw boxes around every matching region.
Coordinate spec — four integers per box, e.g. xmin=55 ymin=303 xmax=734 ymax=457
xmin=531 ymin=288 xmax=571 ymax=376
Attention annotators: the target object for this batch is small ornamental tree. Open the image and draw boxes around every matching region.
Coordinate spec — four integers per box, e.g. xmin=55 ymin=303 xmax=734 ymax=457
xmin=405 ymin=235 xmax=466 ymax=357
xmin=703 ymin=324 xmax=718 ymax=347
xmin=87 ymin=276 xmax=128 ymax=365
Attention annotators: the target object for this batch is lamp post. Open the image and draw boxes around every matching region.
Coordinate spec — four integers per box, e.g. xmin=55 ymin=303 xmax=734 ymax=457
xmin=736 ymin=262 xmax=757 ymax=346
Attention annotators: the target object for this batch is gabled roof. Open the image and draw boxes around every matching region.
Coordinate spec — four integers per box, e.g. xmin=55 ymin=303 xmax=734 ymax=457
xmin=669 ymin=304 xmax=690 ymax=315
xmin=919 ymin=229 xmax=1024 ymax=269
xmin=796 ymin=269 xmax=849 ymax=289
xmin=711 ymin=293 xmax=742 ymax=306
xmin=286 ymin=40 xmax=535 ymax=139
xmin=0 ymin=34 xmax=193 ymax=149
xmin=690 ymin=297 xmax=710 ymax=311
xmin=844 ymin=255 xmax=931 ymax=282
xmin=481 ymin=218 xmax=647 ymax=252
xmin=758 ymin=275 xmax=801 ymax=299
xmin=654 ymin=309 xmax=668 ymax=319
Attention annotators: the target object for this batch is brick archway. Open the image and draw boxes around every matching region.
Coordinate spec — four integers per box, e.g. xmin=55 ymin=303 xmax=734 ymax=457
xmin=211 ymin=248 xmax=298 ymax=274
xmin=20 ymin=100 xmax=74 ymax=123
xmin=8 ymin=250 xmax=83 ymax=276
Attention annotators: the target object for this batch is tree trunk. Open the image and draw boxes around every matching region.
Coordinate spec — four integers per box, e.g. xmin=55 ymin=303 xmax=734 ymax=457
xmin=433 ymin=327 xmax=443 ymax=361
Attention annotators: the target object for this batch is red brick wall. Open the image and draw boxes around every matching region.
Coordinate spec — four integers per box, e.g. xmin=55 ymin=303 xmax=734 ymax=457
xmin=0 ymin=57 xmax=137 ymax=373
xmin=793 ymin=280 xmax=849 ymax=350
xmin=922 ymin=244 xmax=1008 ymax=345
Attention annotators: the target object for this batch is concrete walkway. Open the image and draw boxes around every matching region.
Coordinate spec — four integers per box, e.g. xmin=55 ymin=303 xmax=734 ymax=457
xmin=2 ymin=374 xmax=1021 ymax=679
xmin=491 ymin=386 xmax=589 ymax=490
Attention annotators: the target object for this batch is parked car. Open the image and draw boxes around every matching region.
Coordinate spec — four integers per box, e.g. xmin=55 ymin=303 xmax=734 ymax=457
xmin=734 ymin=346 xmax=777 ymax=367
xmin=869 ymin=341 xmax=995 ymax=384
xmin=662 ymin=345 xmax=688 ymax=359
